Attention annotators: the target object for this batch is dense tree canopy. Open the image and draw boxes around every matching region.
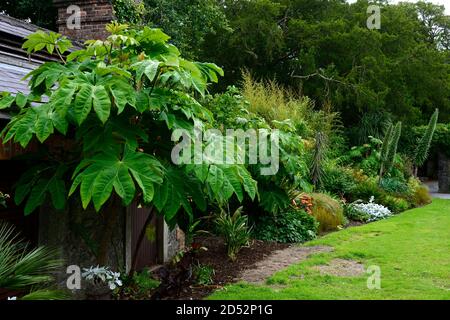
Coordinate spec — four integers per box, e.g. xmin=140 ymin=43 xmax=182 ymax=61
xmin=0 ymin=0 xmax=56 ymax=30
xmin=128 ymin=0 xmax=450 ymax=134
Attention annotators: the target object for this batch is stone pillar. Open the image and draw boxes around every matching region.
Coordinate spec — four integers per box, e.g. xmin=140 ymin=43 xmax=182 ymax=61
xmin=438 ymin=151 xmax=450 ymax=193
xmin=53 ymin=0 xmax=114 ymax=41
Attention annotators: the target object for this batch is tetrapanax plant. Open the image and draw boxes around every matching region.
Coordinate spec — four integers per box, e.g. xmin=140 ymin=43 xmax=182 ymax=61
xmin=0 ymin=23 xmax=257 ymax=233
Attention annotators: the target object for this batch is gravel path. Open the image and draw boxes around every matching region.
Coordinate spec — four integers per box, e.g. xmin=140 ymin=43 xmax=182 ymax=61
xmin=238 ymin=245 xmax=333 ymax=284
xmin=425 ymin=181 xmax=450 ymax=199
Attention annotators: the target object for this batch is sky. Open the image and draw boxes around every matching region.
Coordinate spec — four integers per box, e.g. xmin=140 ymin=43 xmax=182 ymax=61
xmin=348 ymin=1 xmax=450 ymax=14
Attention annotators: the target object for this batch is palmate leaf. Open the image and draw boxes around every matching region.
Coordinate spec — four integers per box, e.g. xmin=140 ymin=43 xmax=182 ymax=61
xmin=1 ymin=109 xmax=37 ymax=148
xmin=14 ymin=164 xmax=68 ymax=215
xmin=0 ymin=93 xmax=16 ymax=110
xmin=25 ymin=62 xmax=73 ymax=93
xmin=133 ymin=59 xmax=161 ymax=83
xmin=69 ymin=147 xmax=164 ymax=211
xmin=258 ymin=187 xmax=290 ymax=214
xmin=205 ymin=165 xmax=257 ymax=203
xmin=22 ymin=30 xmax=72 ymax=55
xmin=153 ymin=166 xmax=206 ymax=225
xmin=73 ymin=84 xmax=112 ymax=125
xmin=1 ymin=102 xmax=69 ymax=146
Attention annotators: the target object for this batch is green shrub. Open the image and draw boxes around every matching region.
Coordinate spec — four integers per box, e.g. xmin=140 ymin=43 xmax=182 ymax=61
xmin=131 ymin=269 xmax=160 ymax=295
xmin=411 ymin=186 xmax=432 ymax=207
xmin=380 ymin=177 xmax=408 ymax=194
xmin=344 ymin=204 xmax=371 ymax=223
xmin=380 ymin=195 xmax=410 ymax=213
xmin=193 ymin=264 xmax=215 ymax=285
xmin=321 ymin=166 xmax=356 ymax=197
xmin=406 ymin=178 xmax=432 ymax=207
xmin=349 ymin=176 xmax=385 ymax=202
xmin=309 ymin=193 xmax=346 ymax=232
xmin=0 ymin=222 xmax=66 ymax=299
xmin=215 ymin=207 xmax=251 ymax=261
xmin=253 ymin=209 xmax=318 ymax=243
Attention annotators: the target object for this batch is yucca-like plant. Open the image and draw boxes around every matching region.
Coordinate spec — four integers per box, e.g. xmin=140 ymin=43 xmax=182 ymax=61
xmin=0 ymin=222 xmax=66 ymax=300
xmin=310 ymin=131 xmax=328 ymax=189
xmin=215 ymin=207 xmax=251 ymax=261
xmin=379 ymin=122 xmax=402 ymax=183
xmin=413 ymin=109 xmax=439 ymax=174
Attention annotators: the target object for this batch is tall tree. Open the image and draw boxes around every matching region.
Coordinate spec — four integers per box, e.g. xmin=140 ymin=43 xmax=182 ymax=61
xmin=0 ymin=0 xmax=56 ymax=30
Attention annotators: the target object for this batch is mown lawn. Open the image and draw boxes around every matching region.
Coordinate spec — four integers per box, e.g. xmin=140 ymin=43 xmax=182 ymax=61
xmin=209 ymin=199 xmax=450 ymax=300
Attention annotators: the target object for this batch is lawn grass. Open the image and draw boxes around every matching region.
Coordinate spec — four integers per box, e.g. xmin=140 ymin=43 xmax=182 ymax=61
xmin=209 ymin=199 xmax=450 ymax=300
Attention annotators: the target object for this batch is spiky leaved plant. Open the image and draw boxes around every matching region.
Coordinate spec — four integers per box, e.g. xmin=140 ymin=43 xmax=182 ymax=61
xmin=310 ymin=131 xmax=328 ymax=189
xmin=413 ymin=109 xmax=439 ymax=176
xmin=0 ymin=222 xmax=66 ymax=300
xmin=379 ymin=122 xmax=402 ymax=183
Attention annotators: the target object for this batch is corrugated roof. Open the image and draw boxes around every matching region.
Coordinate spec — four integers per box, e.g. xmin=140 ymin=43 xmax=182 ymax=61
xmin=0 ymin=14 xmax=43 ymax=38
xmin=0 ymin=55 xmax=39 ymax=95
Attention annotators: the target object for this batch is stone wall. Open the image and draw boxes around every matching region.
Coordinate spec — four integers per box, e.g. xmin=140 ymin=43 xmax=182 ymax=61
xmin=438 ymin=151 xmax=450 ymax=193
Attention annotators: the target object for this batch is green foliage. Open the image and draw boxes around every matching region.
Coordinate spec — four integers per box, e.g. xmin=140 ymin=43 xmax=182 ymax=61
xmin=320 ymin=166 xmax=356 ymax=198
xmin=201 ymin=0 xmax=450 ymax=126
xmin=215 ymin=207 xmax=251 ymax=261
xmin=380 ymin=195 xmax=410 ymax=214
xmin=253 ymin=209 xmax=318 ymax=243
xmin=70 ymin=146 xmax=164 ymax=211
xmin=348 ymin=176 xmax=385 ymax=203
xmin=379 ymin=122 xmax=402 ymax=182
xmin=310 ymin=131 xmax=328 ymax=188
xmin=344 ymin=204 xmax=370 ymax=223
xmin=0 ymin=24 xmax=256 ymax=230
xmin=0 ymin=222 xmax=65 ymax=299
xmin=132 ymin=269 xmax=160 ymax=293
xmin=112 ymin=0 xmax=147 ymax=25
xmin=308 ymin=193 xmax=345 ymax=233
xmin=241 ymin=72 xmax=312 ymax=133
xmin=379 ymin=178 xmax=408 ymax=194
xmin=413 ymin=109 xmax=439 ymax=168
xmin=204 ymin=80 xmax=311 ymax=216
xmin=0 ymin=0 xmax=57 ymax=30
xmin=143 ymin=0 xmax=231 ymax=59
xmin=406 ymin=178 xmax=432 ymax=207
xmin=193 ymin=263 xmax=215 ymax=286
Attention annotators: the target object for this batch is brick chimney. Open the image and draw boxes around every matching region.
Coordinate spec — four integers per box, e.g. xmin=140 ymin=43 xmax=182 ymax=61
xmin=53 ymin=0 xmax=114 ymax=41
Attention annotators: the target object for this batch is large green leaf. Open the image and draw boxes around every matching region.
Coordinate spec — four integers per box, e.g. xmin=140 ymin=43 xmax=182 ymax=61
xmin=205 ymin=165 xmax=257 ymax=203
xmin=133 ymin=59 xmax=161 ymax=83
xmin=92 ymin=85 xmax=111 ymax=123
xmin=70 ymin=148 xmax=164 ymax=211
xmin=14 ymin=164 xmax=68 ymax=215
xmin=0 ymin=94 xmax=15 ymax=109
xmin=73 ymin=84 xmax=111 ymax=125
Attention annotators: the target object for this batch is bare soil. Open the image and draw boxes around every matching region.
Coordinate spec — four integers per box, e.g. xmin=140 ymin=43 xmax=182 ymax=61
xmin=239 ymin=245 xmax=334 ymax=284
xmin=312 ymin=258 xmax=365 ymax=277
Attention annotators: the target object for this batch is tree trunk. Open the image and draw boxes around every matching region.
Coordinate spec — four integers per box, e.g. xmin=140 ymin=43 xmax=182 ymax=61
xmin=97 ymin=196 xmax=121 ymax=265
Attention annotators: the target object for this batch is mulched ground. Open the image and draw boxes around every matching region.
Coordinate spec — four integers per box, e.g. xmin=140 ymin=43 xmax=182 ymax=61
xmin=173 ymin=236 xmax=289 ymax=300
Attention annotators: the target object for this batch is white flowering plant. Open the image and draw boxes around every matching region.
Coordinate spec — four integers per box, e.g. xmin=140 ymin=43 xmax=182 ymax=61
xmin=82 ymin=266 xmax=123 ymax=290
xmin=346 ymin=196 xmax=392 ymax=222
